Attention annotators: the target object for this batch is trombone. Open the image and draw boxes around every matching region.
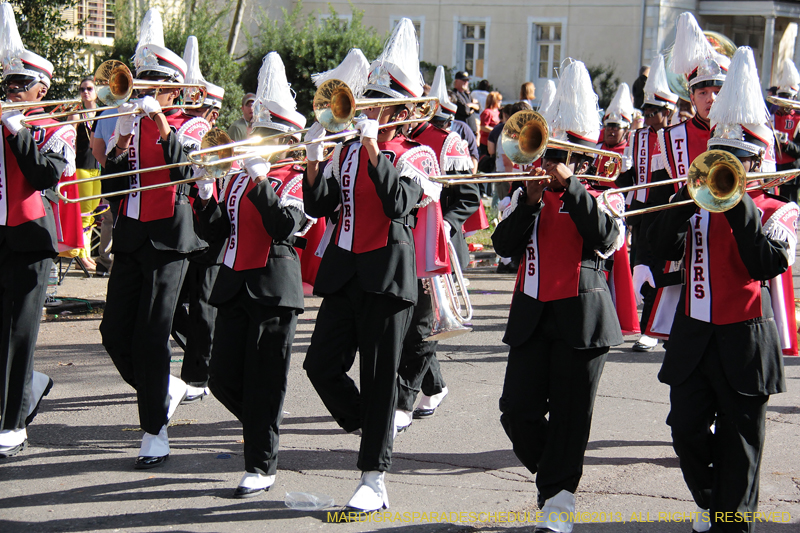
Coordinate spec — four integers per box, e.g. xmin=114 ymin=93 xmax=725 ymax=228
xmin=1 ymin=99 xmax=84 ymax=118
xmin=600 ymin=150 xmax=800 ymax=217
xmin=21 ymin=60 xmax=207 ymax=129
xmin=766 ymin=95 xmax=800 ymax=111
xmin=189 ymin=80 xmax=438 ymax=176
xmin=431 ymin=110 xmax=622 ymax=185
xmin=56 ymin=128 xmax=233 ymax=204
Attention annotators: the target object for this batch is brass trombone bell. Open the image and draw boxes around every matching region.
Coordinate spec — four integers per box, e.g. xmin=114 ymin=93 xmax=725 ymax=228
xmin=56 ymin=128 xmax=232 ymax=204
xmin=313 ymin=78 xmax=439 ymax=133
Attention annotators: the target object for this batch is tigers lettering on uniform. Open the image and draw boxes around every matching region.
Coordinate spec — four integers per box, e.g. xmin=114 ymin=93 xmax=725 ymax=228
xmin=337 ymin=146 xmax=359 ymax=248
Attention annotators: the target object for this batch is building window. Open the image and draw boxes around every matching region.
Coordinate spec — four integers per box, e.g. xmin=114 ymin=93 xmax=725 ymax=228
xmin=532 ymin=22 xmax=563 ymax=79
xmin=459 ymin=22 xmax=487 ymax=78
xmin=75 ymin=0 xmax=115 ymax=39
xmin=390 ymin=17 xmax=424 ymax=60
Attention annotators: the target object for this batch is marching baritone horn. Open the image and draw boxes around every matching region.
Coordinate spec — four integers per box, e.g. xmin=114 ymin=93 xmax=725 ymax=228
xmin=600 ymin=149 xmax=800 ymax=217
xmin=424 ymin=240 xmax=474 ymax=341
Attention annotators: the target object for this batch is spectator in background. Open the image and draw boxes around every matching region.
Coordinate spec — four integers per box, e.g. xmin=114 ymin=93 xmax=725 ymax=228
xmin=453 ymin=71 xmax=479 ymax=135
xmin=227 ymin=92 xmax=255 ymax=141
xmin=89 ymin=105 xmax=120 ymax=275
xmin=632 ymin=65 xmax=649 ymax=110
xmin=519 ymin=82 xmax=535 ymax=108
xmin=472 ymin=79 xmax=491 ymax=113
xmin=479 ymin=91 xmax=502 ymax=156
xmin=68 ymin=77 xmax=101 ymax=272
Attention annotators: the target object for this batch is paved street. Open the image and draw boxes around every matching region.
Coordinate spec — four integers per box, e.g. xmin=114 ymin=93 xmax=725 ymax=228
xmin=0 ymin=265 xmax=799 ymax=532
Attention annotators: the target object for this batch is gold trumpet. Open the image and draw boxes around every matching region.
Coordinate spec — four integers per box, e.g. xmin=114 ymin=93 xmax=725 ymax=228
xmin=501 ymin=110 xmax=623 ymax=177
xmin=56 ymin=128 xmax=233 ymax=204
xmin=22 ymin=60 xmax=207 ymax=129
xmin=601 ymin=150 xmax=800 ymax=217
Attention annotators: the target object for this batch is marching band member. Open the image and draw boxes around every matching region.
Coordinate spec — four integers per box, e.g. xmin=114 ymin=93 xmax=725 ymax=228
xmin=492 ymin=59 xmax=626 ymax=533
xmin=199 ymin=51 xmax=308 ymax=498
xmin=100 ymin=9 xmax=207 ymax=469
xmin=395 ymin=65 xmax=478 ymax=430
xmin=594 ymin=83 xmax=633 ymax=180
xmin=771 ymin=24 xmax=800 ymax=202
xmin=0 ymin=2 xmax=73 ymax=457
xmin=614 ymin=54 xmax=678 ymax=351
xmin=648 ymin=46 xmax=798 ymax=533
xmin=302 ymin=19 xmax=438 ymax=512
xmin=170 ymin=35 xmax=226 ymax=404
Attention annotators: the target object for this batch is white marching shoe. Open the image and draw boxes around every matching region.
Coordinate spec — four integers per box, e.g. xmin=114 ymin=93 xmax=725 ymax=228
xmin=135 ymin=426 xmax=169 ymax=470
xmin=0 ymin=428 xmax=27 ymax=458
xmin=345 ymin=471 xmax=389 ymax=512
xmin=167 ymin=375 xmax=188 ymax=421
xmin=26 ymin=371 xmax=54 ymax=425
xmin=394 ymin=409 xmax=412 ymax=435
xmin=536 ymin=490 xmax=576 ymax=533
xmin=413 ymin=386 xmax=448 ymax=419
xmin=182 ymin=385 xmax=210 ymax=404
xmin=233 ymin=472 xmax=276 ymax=498
xmin=693 ymin=506 xmax=711 ymax=532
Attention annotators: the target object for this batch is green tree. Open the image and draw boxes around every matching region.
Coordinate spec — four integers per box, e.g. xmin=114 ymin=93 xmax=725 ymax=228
xmin=241 ymin=1 xmax=385 ymax=120
xmin=5 ymin=0 xmax=86 ymax=100
xmin=587 ymin=63 xmax=622 ymax=110
xmin=97 ymin=0 xmax=244 ymax=129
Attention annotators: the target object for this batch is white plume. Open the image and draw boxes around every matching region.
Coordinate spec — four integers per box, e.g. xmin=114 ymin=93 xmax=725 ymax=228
xmin=672 ymin=12 xmax=714 ymax=76
xmin=312 ymin=48 xmax=369 ymax=97
xmin=256 ymin=52 xmax=296 ymax=111
xmin=544 ymin=59 xmax=600 ymax=135
xmin=537 ymin=79 xmax=557 ymax=117
xmin=136 ymin=8 xmax=164 ymax=51
xmin=709 ymin=47 xmax=769 ymax=128
xmin=182 ymin=36 xmax=205 ymax=85
xmin=0 ymin=2 xmax=24 ymax=67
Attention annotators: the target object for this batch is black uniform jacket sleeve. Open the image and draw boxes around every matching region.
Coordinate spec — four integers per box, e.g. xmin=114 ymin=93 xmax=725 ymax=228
xmin=494 ymin=177 xmax=623 ymax=350
xmin=0 ymin=129 xmax=66 ymax=254
xmin=200 ymin=178 xmax=306 ymax=311
xmin=303 ymin=149 xmax=424 ymax=303
xmin=441 ymin=178 xmax=480 ymax=268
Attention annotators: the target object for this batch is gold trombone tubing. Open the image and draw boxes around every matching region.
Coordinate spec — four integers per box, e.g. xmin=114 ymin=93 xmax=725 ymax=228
xmin=766 ymin=95 xmax=800 ymax=110
xmin=57 ymin=164 xmax=202 ymax=204
xmin=431 ymin=171 xmax=619 ymax=186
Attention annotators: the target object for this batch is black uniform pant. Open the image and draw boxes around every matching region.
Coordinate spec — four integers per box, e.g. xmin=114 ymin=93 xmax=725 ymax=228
xmin=397 ymin=279 xmax=445 ymax=411
xmin=100 ymin=242 xmax=189 ymax=435
xmin=499 ymin=311 xmax=608 ymax=507
xmin=304 ymin=278 xmax=414 ymax=472
xmin=668 ymin=336 xmax=768 ymax=533
xmin=0 ymin=247 xmax=51 ymax=431
xmin=172 ymin=262 xmax=220 ymax=387
xmin=209 ymin=289 xmax=296 ymax=476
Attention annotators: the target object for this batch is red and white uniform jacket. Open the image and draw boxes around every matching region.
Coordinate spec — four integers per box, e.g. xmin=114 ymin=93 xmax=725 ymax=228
xmin=647 ymin=191 xmax=799 ymax=355
xmin=594 ymin=138 xmax=630 ymax=181
xmin=771 ymin=110 xmax=799 ymax=166
xmin=221 ymin=165 xmax=306 ymax=271
xmin=659 ymin=116 xmax=711 ymax=193
xmin=629 ymin=126 xmax=665 ymax=204
xmin=114 ymin=111 xmax=194 ymax=222
xmin=317 ymin=135 xmax=440 ymax=276
xmin=23 ymin=112 xmax=81 ymax=251
xmin=505 ymin=184 xmax=638 ymax=332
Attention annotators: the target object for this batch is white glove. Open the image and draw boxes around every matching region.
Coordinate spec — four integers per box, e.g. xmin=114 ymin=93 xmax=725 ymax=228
xmin=116 ymin=102 xmax=139 ymax=136
xmin=304 ymin=122 xmax=326 ymax=162
xmin=139 ymin=95 xmax=162 ymax=117
xmin=632 ymin=264 xmax=656 ymax=306
xmin=353 ymin=115 xmax=379 ymax=141
xmin=1 ymin=110 xmax=25 ymax=135
xmin=244 ymin=156 xmax=271 ymax=181
xmin=193 ymin=168 xmax=215 ymax=200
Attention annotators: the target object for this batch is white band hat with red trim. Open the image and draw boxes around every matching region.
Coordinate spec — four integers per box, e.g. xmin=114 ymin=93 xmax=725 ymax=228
xmin=0 ymin=2 xmax=53 ymax=88
xmin=708 ymin=46 xmax=772 ymax=158
xmin=182 ymin=36 xmax=224 ymax=109
xmin=774 ymin=23 xmax=799 ymax=97
xmin=643 ymin=54 xmax=679 ymax=110
xmin=604 ymin=83 xmax=634 ymax=127
xmin=251 ymin=51 xmax=307 ymax=137
xmin=672 ymin=12 xmax=729 ymax=89
xmin=134 ymin=9 xmax=186 ymax=83
xmin=430 ymin=65 xmax=456 ymax=118
xmin=312 ymin=48 xmax=370 ymax=98
xmin=542 ymin=58 xmax=601 ymax=154
xmin=364 ymin=18 xmax=424 ymax=99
